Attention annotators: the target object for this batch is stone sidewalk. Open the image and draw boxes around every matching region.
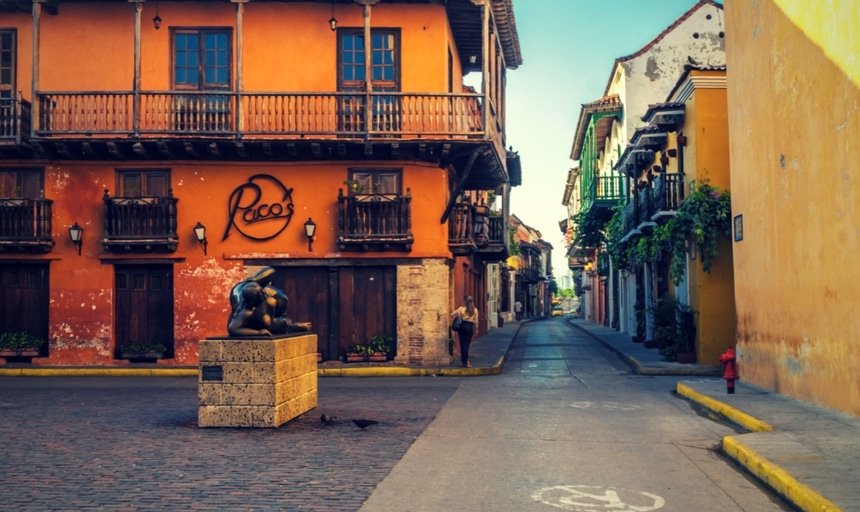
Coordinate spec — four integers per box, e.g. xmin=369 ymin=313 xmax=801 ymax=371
xmin=568 ymin=317 xmax=858 ymax=512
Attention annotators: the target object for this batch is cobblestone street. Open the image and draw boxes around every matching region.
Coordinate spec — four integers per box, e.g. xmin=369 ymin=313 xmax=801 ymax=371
xmin=0 ymin=376 xmax=460 ymax=511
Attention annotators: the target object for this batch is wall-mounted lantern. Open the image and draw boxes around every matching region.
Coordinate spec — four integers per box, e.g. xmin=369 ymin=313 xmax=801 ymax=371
xmin=152 ymin=0 xmax=162 ymax=29
xmin=329 ymin=0 xmax=337 ymax=30
xmin=193 ymin=221 xmax=208 ymax=255
xmin=69 ymin=222 xmax=83 ymax=255
xmin=304 ymin=218 xmax=317 ymax=251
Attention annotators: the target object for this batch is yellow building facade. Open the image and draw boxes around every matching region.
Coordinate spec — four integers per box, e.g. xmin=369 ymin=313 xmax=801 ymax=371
xmin=727 ymin=0 xmax=860 ymax=415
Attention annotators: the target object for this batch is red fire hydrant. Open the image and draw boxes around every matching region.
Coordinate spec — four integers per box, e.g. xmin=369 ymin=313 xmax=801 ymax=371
xmin=720 ymin=347 xmax=738 ymax=394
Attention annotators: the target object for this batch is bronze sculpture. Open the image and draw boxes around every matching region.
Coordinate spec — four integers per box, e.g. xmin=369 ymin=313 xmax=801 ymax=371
xmin=227 ymin=266 xmax=309 ymax=337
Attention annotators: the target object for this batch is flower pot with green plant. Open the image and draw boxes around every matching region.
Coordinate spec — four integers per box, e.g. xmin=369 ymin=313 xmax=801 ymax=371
xmin=367 ymin=335 xmax=392 ymax=362
xmin=345 ymin=343 xmax=370 ymax=363
xmin=119 ymin=342 xmax=167 ymax=360
xmin=0 ymin=332 xmax=47 ymax=357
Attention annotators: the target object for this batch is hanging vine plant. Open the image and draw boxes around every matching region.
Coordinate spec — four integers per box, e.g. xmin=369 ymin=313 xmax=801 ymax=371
xmin=604 ymin=206 xmax=628 ymax=269
xmin=665 ymin=183 xmax=732 ymax=284
xmin=620 ymin=183 xmax=731 ymax=285
xmin=572 ymin=207 xmax=606 ymax=249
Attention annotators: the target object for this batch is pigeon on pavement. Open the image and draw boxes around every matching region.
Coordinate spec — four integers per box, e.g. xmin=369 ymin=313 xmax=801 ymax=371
xmin=352 ymin=419 xmax=379 ymax=429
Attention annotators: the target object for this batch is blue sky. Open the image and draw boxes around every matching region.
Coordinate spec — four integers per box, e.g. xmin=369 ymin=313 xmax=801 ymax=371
xmin=504 ymin=0 xmax=718 ymax=281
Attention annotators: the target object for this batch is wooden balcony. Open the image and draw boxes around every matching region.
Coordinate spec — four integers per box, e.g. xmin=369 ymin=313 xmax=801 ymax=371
xmin=635 ymin=187 xmax=656 ymax=232
xmin=36 ymin=90 xmax=486 ymax=138
xmin=0 ymin=97 xmax=31 ymax=145
xmin=651 ymin=173 xmax=685 ymax=220
xmin=448 ymin=205 xmax=507 ymax=261
xmin=17 ymin=90 xmax=509 ymax=189
xmin=587 ymin=174 xmax=626 ymax=218
xmin=0 ymin=198 xmax=54 ymax=252
xmin=102 ymin=190 xmax=178 ymax=252
xmin=336 ymin=189 xmax=413 ymax=252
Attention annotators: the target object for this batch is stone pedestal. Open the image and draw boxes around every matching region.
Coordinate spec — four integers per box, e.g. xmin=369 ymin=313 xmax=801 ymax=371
xmin=198 ymin=334 xmax=318 ymax=428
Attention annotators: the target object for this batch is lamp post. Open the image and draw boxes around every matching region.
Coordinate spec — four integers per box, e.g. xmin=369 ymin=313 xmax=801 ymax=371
xmin=193 ymin=222 xmax=208 ymax=255
xmin=304 ymin=218 xmax=317 ymax=252
xmin=69 ymin=222 xmax=83 ymax=255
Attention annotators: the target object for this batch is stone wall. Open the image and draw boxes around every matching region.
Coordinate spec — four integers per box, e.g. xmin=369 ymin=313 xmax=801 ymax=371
xmin=198 ymin=334 xmax=318 ymax=427
xmin=396 ymin=259 xmax=452 ymax=366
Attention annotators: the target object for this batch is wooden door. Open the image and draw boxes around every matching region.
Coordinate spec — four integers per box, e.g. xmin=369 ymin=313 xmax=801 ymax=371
xmin=272 ymin=267 xmax=334 ymax=360
xmin=273 ymin=265 xmax=396 ymax=360
xmin=114 ymin=264 xmax=173 ymax=357
xmin=338 ymin=266 xmax=396 ymax=354
xmin=0 ymin=262 xmax=49 ymax=355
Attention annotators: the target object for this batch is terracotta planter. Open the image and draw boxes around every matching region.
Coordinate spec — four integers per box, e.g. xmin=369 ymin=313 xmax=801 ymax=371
xmin=0 ymin=348 xmax=40 ymax=357
xmin=121 ymin=351 xmax=164 ymax=360
xmin=367 ymin=352 xmax=387 ymax=362
xmin=346 ymin=354 xmax=366 ymax=363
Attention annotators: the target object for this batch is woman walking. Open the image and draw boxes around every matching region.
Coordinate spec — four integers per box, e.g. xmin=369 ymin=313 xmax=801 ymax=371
xmin=452 ymin=296 xmax=479 ymax=368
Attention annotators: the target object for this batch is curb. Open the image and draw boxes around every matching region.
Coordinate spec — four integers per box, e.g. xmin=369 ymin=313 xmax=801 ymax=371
xmin=567 ymin=321 xmax=720 ymax=376
xmin=677 ymin=382 xmax=841 ymax=512
xmin=676 ymin=382 xmax=773 ymax=432
xmin=0 ymin=354 xmax=508 ymax=378
xmin=722 ymin=436 xmax=841 ymax=512
xmin=0 ymin=367 xmax=199 ymax=377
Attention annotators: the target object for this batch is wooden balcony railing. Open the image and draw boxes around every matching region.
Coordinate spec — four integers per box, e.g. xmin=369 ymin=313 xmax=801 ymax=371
xmin=635 ymin=187 xmax=654 ymax=229
xmin=587 ymin=174 xmax=626 ymax=212
xmin=487 ymin=215 xmax=505 ymax=245
xmin=337 ymin=189 xmax=413 ymax=252
xmin=0 ymin=97 xmax=32 ymax=143
xmin=652 ymin=173 xmax=685 ymax=216
xmin=518 ymin=267 xmax=541 ymax=284
xmin=35 ymin=91 xmax=487 ymax=139
xmin=0 ymin=198 xmax=53 ymax=251
xmin=102 ymin=190 xmax=178 ymax=252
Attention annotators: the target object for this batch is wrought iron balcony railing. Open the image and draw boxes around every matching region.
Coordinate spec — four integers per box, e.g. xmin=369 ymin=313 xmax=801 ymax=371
xmin=0 ymin=97 xmax=32 ymax=144
xmin=337 ymin=189 xmax=413 ymax=252
xmin=652 ymin=172 xmax=685 ymax=219
xmin=0 ymin=198 xmax=53 ymax=252
xmin=102 ymin=190 xmax=178 ymax=252
xmin=35 ymin=91 xmax=486 ymax=139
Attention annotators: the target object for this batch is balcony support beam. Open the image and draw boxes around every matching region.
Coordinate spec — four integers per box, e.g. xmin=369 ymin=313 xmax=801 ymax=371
xmin=440 ymin=148 xmax=480 ymax=224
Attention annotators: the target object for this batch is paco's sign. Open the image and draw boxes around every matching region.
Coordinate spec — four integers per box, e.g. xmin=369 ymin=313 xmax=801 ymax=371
xmin=222 ymin=174 xmax=295 ymax=242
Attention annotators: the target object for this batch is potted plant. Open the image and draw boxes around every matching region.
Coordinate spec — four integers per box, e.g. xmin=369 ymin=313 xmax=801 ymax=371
xmin=367 ymin=335 xmax=392 ymax=362
xmin=0 ymin=332 xmax=47 ymax=357
xmin=119 ymin=342 xmax=167 ymax=360
xmin=345 ymin=343 xmax=370 ymax=363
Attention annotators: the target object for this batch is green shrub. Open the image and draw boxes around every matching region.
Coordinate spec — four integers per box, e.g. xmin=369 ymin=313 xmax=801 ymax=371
xmin=0 ymin=332 xmax=47 ymax=351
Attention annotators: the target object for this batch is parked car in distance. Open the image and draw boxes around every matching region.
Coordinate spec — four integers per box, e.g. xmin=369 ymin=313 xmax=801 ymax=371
xmin=552 ymin=305 xmax=564 ymax=317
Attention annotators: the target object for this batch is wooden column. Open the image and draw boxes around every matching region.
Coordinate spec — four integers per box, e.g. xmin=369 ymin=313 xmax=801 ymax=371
xmin=30 ymin=0 xmax=42 ymax=139
xmin=363 ymin=0 xmax=372 ymax=137
xmin=481 ymin=0 xmax=490 ymax=136
xmin=133 ymin=0 xmax=142 ymax=136
xmin=233 ymin=0 xmax=246 ymax=138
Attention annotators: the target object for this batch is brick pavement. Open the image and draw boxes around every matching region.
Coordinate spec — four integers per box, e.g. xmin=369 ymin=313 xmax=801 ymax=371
xmin=0 ymin=376 xmax=461 ymax=511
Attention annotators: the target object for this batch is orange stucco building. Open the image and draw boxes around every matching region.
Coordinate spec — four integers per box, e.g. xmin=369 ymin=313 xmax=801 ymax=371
xmin=0 ymin=0 xmax=522 ymax=366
